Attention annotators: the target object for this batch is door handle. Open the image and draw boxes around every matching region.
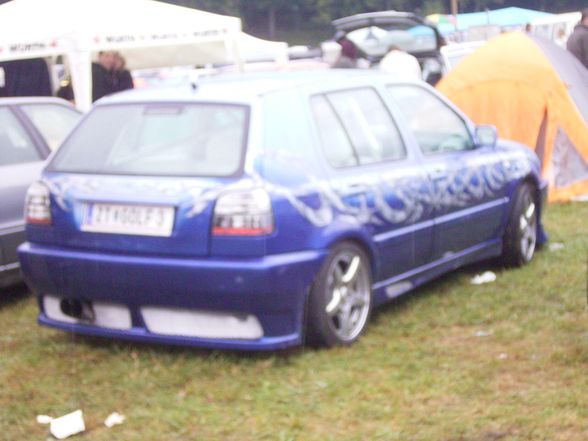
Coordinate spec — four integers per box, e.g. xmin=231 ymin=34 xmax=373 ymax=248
xmin=428 ymin=166 xmax=446 ymax=180
xmin=345 ymin=183 xmax=368 ymax=195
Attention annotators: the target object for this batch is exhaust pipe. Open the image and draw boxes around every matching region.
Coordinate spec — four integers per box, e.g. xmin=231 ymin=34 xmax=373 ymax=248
xmin=60 ymin=299 xmax=95 ymax=322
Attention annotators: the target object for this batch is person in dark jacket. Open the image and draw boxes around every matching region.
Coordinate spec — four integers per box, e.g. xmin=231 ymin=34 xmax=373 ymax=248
xmin=92 ymin=51 xmax=117 ymax=102
xmin=567 ymin=9 xmax=588 ymax=70
xmin=56 ymin=77 xmax=74 ymax=103
xmin=111 ymin=52 xmax=134 ymax=93
xmin=0 ymin=58 xmax=52 ymax=97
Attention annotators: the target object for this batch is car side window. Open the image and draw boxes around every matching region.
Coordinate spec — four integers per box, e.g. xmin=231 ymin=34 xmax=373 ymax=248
xmin=310 ymin=95 xmax=358 ymax=168
xmin=20 ymin=104 xmax=81 ymax=151
xmin=325 ymin=88 xmax=406 ymax=165
xmin=0 ymin=107 xmax=42 ymax=166
xmin=312 ymin=88 xmax=406 ymax=167
xmin=387 ymin=85 xmax=474 ymax=155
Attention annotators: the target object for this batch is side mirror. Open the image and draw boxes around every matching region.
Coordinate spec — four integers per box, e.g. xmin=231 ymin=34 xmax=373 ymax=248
xmin=475 ymin=125 xmax=497 ymax=148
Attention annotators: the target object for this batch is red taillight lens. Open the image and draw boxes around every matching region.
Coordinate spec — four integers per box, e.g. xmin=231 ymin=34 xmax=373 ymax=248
xmin=25 ymin=181 xmax=52 ymax=225
xmin=212 ymin=188 xmax=274 ymax=236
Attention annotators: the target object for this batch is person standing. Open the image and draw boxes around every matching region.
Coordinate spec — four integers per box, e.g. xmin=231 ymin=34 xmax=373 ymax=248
xmin=554 ymin=27 xmax=568 ymax=48
xmin=92 ymin=51 xmax=116 ymax=102
xmin=567 ymin=9 xmax=588 ymax=70
xmin=56 ymin=76 xmax=74 ymax=103
xmin=0 ymin=58 xmax=52 ymax=97
xmin=111 ymin=52 xmax=134 ymax=93
xmin=379 ymin=45 xmax=422 ymax=80
xmin=332 ymin=34 xmax=359 ymax=69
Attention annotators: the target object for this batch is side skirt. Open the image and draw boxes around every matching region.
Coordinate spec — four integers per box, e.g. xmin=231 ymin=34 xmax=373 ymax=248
xmin=372 ymin=239 xmax=503 ymax=307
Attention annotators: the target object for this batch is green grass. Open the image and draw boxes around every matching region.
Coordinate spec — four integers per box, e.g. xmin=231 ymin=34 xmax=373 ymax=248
xmin=1 ymin=203 xmax=587 ymax=440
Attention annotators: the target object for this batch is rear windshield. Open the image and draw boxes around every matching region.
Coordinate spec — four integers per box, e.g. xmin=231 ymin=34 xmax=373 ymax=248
xmin=346 ymin=24 xmax=438 ymax=57
xmin=49 ymin=103 xmax=248 ymax=177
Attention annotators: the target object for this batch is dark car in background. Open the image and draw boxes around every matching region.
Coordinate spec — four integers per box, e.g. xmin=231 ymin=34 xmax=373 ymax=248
xmin=327 ymin=11 xmax=446 ymax=84
xmin=0 ymin=97 xmax=81 ymax=288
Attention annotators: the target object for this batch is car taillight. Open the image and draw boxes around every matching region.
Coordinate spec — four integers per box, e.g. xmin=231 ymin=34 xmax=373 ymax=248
xmin=212 ymin=188 xmax=274 ymax=236
xmin=25 ymin=181 xmax=52 ymax=225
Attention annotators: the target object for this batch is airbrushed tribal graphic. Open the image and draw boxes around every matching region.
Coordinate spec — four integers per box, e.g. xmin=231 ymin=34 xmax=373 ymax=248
xmin=43 ymin=176 xmax=225 ymax=218
xmin=273 ymin=153 xmax=531 ymax=227
xmin=43 ymin=151 xmax=531 ymax=229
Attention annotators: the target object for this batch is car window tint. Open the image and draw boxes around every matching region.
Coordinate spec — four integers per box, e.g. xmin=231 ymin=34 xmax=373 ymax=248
xmin=50 ymin=104 xmax=247 ymax=177
xmin=326 ymin=88 xmax=406 ymax=165
xmin=310 ymin=95 xmax=358 ymax=168
xmin=0 ymin=107 xmax=41 ymax=166
xmin=386 ymin=84 xmax=474 ymax=155
xmin=20 ymin=104 xmax=81 ymax=150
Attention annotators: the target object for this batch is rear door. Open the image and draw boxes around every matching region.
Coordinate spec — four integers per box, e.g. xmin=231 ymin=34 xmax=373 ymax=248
xmin=0 ymin=105 xmax=47 ymax=268
xmin=310 ymin=86 xmax=435 ymax=283
xmin=386 ymin=84 xmax=509 ymax=260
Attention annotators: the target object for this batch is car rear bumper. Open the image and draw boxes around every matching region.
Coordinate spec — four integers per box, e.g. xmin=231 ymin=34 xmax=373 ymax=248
xmin=19 ymin=242 xmax=327 ymax=350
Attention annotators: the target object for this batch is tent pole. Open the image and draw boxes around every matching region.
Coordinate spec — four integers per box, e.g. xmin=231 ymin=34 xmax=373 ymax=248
xmin=451 ymin=0 xmax=459 ymax=31
xmin=69 ymin=50 xmax=93 ymax=112
xmin=229 ymin=34 xmax=244 ymax=73
xmin=47 ymin=56 xmax=59 ymax=95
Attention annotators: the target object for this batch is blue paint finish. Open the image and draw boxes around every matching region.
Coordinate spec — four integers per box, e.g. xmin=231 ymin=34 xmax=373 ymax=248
xmin=18 ymin=73 xmax=548 ymax=349
xmin=20 ymin=242 xmax=326 ymax=345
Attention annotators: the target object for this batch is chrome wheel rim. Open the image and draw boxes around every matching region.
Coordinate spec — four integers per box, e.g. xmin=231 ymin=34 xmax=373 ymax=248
xmin=324 ymin=251 xmax=371 ymax=342
xmin=519 ymin=192 xmax=537 ymax=262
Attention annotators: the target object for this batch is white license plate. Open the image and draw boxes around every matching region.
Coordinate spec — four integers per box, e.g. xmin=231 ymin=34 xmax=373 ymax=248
xmin=81 ymin=203 xmax=175 ymax=237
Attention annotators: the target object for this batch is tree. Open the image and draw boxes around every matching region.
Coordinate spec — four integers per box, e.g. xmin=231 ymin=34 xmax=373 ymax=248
xmin=157 ymin=0 xmax=586 ymax=39
xmin=239 ymin=0 xmax=295 ymax=38
xmin=422 ymin=0 xmax=446 ymax=15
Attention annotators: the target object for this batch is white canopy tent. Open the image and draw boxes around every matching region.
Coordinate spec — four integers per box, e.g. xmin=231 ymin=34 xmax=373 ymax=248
xmin=0 ymin=0 xmax=287 ymax=110
xmin=237 ymin=33 xmax=289 ymax=64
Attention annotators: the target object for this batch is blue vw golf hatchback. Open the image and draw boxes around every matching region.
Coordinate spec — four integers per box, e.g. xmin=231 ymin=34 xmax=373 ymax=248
xmin=19 ymin=71 xmax=547 ymax=350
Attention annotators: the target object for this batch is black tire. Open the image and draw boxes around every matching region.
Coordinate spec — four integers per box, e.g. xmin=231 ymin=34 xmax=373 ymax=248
xmin=502 ymin=182 xmax=538 ymax=267
xmin=306 ymin=242 xmax=372 ymax=348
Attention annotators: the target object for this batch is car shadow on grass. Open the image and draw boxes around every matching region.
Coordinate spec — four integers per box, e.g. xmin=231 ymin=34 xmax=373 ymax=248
xmin=371 ymin=257 xmax=509 ymax=322
xmin=0 ymin=282 xmax=30 ymax=308
xmin=55 ymin=331 xmax=303 ymax=363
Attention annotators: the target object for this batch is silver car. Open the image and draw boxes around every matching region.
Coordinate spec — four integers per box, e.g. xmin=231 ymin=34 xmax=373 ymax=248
xmin=0 ymin=97 xmax=81 ymax=287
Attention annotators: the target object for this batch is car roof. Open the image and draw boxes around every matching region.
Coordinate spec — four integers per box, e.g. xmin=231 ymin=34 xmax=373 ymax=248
xmin=0 ymin=96 xmax=77 ymax=107
xmin=97 ymin=70 xmax=394 ymax=106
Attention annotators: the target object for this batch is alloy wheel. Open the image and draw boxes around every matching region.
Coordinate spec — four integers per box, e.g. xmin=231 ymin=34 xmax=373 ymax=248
xmin=324 ymin=251 xmax=371 ymax=342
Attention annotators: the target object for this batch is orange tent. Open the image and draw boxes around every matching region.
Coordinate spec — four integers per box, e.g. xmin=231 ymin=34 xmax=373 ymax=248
xmin=437 ymin=32 xmax=588 ymax=202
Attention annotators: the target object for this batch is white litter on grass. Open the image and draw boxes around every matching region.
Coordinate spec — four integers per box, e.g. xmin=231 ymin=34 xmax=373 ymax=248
xmin=474 ymin=331 xmax=493 ymax=338
xmin=470 ymin=271 xmax=497 ymax=285
xmin=549 ymin=242 xmax=565 ymax=251
xmin=36 ymin=415 xmax=53 ymax=425
xmin=498 ymin=353 xmax=509 ymax=360
xmin=104 ymin=412 xmax=126 ymax=428
xmin=572 ymin=193 xmax=588 ymax=202
xmin=36 ymin=410 xmax=85 ymax=439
